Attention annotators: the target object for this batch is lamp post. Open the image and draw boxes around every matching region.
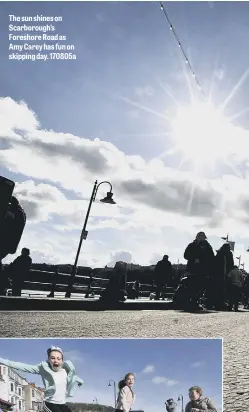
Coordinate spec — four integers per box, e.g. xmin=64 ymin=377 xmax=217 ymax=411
xmin=177 ymin=394 xmax=184 ymax=412
xmin=241 ymin=263 xmax=245 ymax=270
xmin=221 ymin=234 xmax=229 ymax=242
xmin=108 ymin=379 xmax=117 ymax=409
xmin=65 ymin=180 xmax=116 ymax=298
xmin=236 ymin=255 xmax=241 ymax=268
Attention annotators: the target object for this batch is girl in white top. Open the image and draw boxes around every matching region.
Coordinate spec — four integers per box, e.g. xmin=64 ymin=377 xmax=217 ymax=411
xmin=116 ymin=373 xmax=135 ymax=412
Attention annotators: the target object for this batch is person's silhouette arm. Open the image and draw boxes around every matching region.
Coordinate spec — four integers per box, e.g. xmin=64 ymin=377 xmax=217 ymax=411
xmin=184 ymin=244 xmax=194 ymax=261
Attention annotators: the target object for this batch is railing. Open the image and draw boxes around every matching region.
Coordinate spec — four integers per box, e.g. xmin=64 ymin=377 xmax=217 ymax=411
xmin=4 ymin=268 xmax=176 ymax=300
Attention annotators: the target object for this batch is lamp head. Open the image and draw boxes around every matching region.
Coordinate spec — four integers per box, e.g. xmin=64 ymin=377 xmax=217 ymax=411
xmin=100 ymin=191 xmax=116 ymax=204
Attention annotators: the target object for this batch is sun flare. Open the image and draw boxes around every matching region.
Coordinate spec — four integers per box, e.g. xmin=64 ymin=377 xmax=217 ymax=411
xmin=170 ymin=102 xmax=235 ymax=167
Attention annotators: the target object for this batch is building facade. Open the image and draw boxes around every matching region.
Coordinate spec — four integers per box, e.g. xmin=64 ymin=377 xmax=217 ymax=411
xmin=24 ymin=383 xmax=44 ymax=412
xmin=0 ymin=364 xmax=44 ymax=412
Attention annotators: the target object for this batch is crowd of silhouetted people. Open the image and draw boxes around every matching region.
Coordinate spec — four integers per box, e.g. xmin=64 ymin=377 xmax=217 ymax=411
xmin=154 ymin=231 xmax=248 ymax=311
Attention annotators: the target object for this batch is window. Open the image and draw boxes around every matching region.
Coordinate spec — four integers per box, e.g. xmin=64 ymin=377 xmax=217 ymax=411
xmin=11 ymin=397 xmax=15 ymax=403
xmin=32 ymin=389 xmax=35 ymax=398
xmin=3 ymin=367 xmax=6 ymax=374
xmin=19 ymin=401 xmax=22 ymax=410
xmin=18 ymin=387 xmax=22 ymax=396
xmin=10 ymin=382 xmax=14 ymax=392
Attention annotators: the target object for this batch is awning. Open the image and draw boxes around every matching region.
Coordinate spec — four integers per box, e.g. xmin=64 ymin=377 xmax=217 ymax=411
xmin=0 ymin=398 xmax=15 ymax=406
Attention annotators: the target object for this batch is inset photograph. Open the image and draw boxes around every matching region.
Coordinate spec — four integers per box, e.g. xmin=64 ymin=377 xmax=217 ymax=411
xmin=0 ymin=338 xmax=222 ymax=412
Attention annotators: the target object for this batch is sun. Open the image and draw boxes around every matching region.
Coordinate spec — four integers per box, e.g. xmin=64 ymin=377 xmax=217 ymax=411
xmin=169 ymin=101 xmax=235 ymax=168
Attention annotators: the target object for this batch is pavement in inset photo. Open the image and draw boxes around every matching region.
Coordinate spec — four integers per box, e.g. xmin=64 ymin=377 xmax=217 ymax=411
xmin=0 ymin=309 xmax=248 ymax=411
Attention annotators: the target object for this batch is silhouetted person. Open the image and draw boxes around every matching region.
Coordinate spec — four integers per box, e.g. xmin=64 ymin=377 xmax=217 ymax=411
xmin=101 ymin=262 xmax=127 ymax=302
xmin=85 ymin=272 xmax=93 ymax=298
xmin=0 ymin=196 xmax=26 ymax=261
xmin=154 ymin=255 xmax=172 ymax=299
xmin=243 ymin=274 xmax=249 ymax=309
xmin=226 ymin=265 xmax=244 ymax=311
xmin=184 ymin=232 xmax=215 ymax=309
xmin=212 ymin=243 xmax=234 ymax=310
xmin=134 ymin=280 xmax=140 ymax=299
xmin=47 ymin=267 xmax=60 ymax=298
xmin=0 ymin=265 xmax=11 ymax=295
xmin=10 ymin=248 xmax=32 ymax=296
xmin=165 ymin=399 xmax=177 ymax=412
xmin=127 ymin=282 xmax=137 ymax=299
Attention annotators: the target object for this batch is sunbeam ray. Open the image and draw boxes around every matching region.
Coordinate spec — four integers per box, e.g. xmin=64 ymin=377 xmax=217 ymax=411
xmin=112 ymin=94 xmax=171 ymax=122
xmin=220 ymin=67 xmax=249 ymax=111
xmin=228 ymin=107 xmax=249 ymax=122
xmin=156 ymin=77 xmax=180 ymax=107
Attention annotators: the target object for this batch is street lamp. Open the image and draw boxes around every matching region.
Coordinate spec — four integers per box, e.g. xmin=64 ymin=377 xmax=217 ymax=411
xmin=177 ymin=394 xmax=184 ymax=412
xmin=93 ymin=397 xmax=98 ymax=404
xmin=221 ymin=234 xmax=229 ymax=242
xmin=236 ymin=255 xmax=241 ymax=268
xmin=65 ymin=180 xmax=116 ymax=298
xmin=108 ymin=379 xmax=117 ymax=409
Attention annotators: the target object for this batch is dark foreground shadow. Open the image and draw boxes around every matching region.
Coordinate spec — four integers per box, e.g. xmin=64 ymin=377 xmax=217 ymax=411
xmin=0 ymin=296 xmax=174 ymax=311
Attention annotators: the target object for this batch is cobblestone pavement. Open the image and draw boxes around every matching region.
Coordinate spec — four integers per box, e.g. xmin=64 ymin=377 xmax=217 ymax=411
xmin=0 ymin=310 xmax=248 ymax=411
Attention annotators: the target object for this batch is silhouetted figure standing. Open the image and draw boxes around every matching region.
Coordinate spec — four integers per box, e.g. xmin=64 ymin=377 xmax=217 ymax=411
xmin=226 ymin=265 xmax=244 ymax=311
xmin=134 ymin=280 xmax=140 ymax=299
xmin=213 ymin=243 xmax=234 ymax=310
xmin=47 ymin=266 xmax=60 ymax=298
xmin=154 ymin=255 xmax=172 ymax=300
xmin=0 ymin=195 xmax=26 ymax=286
xmin=10 ymin=248 xmax=32 ymax=296
xmin=100 ymin=261 xmax=127 ymax=302
xmin=184 ymin=232 xmax=215 ymax=309
xmin=243 ymin=274 xmax=249 ymax=309
xmin=85 ymin=272 xmax=93 ymax=298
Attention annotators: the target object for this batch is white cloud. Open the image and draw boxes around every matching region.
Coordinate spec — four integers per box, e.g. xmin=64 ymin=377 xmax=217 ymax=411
xmin=142 ymin=365 xmax=155 ymax=374
xmin=190 ymin=361 xmax=206 ymax=368
xmin=2 ymin=96 xmax=249 ymax=267
xmin=63 ymin=350 xmax=84 ymax=363
xmin=152 ymin=376 xmax=178 ymax=386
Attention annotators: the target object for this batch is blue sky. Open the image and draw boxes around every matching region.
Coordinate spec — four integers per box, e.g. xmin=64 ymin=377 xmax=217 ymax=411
xmin=1 ymin=1 xmax=249 ymax=268
xmin=0 ymin=338 xmax=222 ymax=412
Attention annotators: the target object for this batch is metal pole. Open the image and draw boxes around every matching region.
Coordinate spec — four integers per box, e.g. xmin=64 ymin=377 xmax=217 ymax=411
xmin=114 ymin=381 xmax=117 ymax=409
xmin=65 ymin=181 xmax=98 ymax=298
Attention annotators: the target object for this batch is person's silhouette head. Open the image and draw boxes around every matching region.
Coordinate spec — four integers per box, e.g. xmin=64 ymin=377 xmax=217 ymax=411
xmin=21 ymin=248 xmax=30 ymax=256
xmin=195 ymin=232 xmax=207 ymax=243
